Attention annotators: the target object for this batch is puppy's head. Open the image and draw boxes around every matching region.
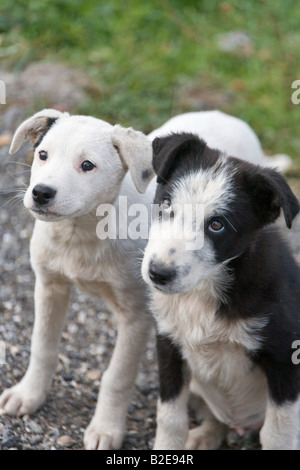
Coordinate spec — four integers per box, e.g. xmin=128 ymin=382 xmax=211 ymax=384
xmin=141 ymin=133 xmax=299 ymax=295
xmin=9 ymin=109 xmax=154 ymax=221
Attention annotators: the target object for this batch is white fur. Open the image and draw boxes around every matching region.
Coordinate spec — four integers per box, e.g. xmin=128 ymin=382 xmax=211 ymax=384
xmin=260 ymin=399 xmax=300 ymax=450
xmin=154 ymin=386 xmax=190 ymax=450
xmin=149 ymin=110 xmax=292 ymax=172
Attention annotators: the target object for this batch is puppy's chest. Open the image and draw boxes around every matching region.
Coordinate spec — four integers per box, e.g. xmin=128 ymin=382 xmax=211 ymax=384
xmin=153 ymin=292 xmax=261 ymax=383
xmin=35 ymin=229 xmax=128 ymax=286
xmin=48 ymin=241 xmax=113 ymax=282
xmin=154 ymin=292 xmax=267 ymax=429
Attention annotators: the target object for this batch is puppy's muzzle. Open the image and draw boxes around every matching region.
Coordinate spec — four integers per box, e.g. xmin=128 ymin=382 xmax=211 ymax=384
xmin=32 ymin=184 xmax=57 ymax=206
xmin=149 ymin=261 xmax=176 ymax=286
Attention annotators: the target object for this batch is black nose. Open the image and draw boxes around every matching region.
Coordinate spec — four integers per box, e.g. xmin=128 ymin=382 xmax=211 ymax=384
xmin=32 ymin=184 xmax=57 ymax=205
xmin=149 ymin=261 xmax=176 ymax=285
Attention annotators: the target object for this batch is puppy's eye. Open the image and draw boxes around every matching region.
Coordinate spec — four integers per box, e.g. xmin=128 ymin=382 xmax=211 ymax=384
xmin=39 ymin=150 xmax=48 ymax=161
xmin=208 ymin=220 xmax=224 ymax=233
xmin=161 ymin=198 xmax=173 ymax=214
xmin=81 ymin=160 xmax=95 ymax=172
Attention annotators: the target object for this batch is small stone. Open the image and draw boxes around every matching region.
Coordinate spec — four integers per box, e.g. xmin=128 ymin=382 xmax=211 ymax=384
xmin=1 ymin=435 xmax=19 ymax=449
xmin=56 ymin=435 xmax=75 ymax=448
xmin=77 ymin=311 xmax=86 ymax=324
xmin=216 ymin=31 xmax=253 ymax=55
xmin=10 ymin=345 xmax=20 ymax=355
xmin=24 ymin=418 xmax=43 ymax=434
xmin=58 ymin=353 xmax=70 ymax=365
xmin=62 ymin=373 xmax=73 ymax=382
xmin=67 ymin=323 xmax=78 ymax=335
xmin=136 ymin=373 xmax=150 ymax=394
xmin=30 ymin=435 xmax=43 ymax=445
xmin=85 ymin=369 xmax=101 ymax=381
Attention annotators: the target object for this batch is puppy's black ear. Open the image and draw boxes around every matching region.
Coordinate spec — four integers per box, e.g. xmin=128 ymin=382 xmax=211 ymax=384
xmin=152 ymin=133 xmax=207 ymax=184
xmin=243 ymin=165 xmax=299 ymax=229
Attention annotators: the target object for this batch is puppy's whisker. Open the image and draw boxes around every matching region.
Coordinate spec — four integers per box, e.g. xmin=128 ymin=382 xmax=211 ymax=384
xmin=5 ymin=170 xmax=30 ymax=186
xmin=0 ymin=187 xmax=27 ymax=195
xmin=7 ymin=161 xmax=32 ymax=168
xmin=0 ymin=193 xmax=25 ymax=210
xmin=13 ymin=169 xmax=31 ymax=176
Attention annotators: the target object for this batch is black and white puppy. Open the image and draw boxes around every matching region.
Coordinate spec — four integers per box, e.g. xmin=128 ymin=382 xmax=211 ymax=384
xmin=142 ymin=133 xmax=300 ymax=450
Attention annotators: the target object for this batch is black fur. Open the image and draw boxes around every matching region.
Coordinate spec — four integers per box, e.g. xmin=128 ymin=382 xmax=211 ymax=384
xmin=237 ymin=159 xmax=300 ymax=229
xmin=156 ymin=334 xmax=187 ymax=402
xmin=33 ymin=117 xmax=58 ymax=149
xmin=218 ymin=228 xmax=300 ymax=404
xmin=152 ymin=133 xmax=220 ymax=184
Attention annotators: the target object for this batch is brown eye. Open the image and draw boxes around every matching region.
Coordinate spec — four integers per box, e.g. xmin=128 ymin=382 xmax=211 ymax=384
xmin=39 ymin=150 xmax=48 ymax=161
xmin=208 ymin=220 xmax=224 ymax=232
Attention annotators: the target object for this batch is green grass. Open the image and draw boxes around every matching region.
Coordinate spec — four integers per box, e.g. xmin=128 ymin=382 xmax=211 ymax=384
xmin=1 ymin=0 xmax=300 ymax=167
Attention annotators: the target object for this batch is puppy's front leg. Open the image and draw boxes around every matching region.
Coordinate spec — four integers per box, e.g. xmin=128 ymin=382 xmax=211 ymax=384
xmin=0 ymin=274 xmax=71 ymax=416
xmin=260 ymin=396 xmax=299 ymax=450
xmin=84 ymin=312 xmax=152 ymax=450
xmin=154 ymin=334 xmax=190 ymax=450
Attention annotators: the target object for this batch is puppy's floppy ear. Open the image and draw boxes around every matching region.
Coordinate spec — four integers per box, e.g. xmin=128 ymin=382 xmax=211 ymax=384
xmin=9 ymin=109 xmax=69 ymax=155
xmin=243 ymin=165 xmax=299 ymax=229
xmin=111 ymin=125 xmax=155 ymax=194
xmin=152 ymin=133 xmax=207 ymax=184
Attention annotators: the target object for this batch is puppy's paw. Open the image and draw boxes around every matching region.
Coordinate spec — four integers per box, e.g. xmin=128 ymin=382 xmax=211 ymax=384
xmin=185 ymin=420 xmax=226 ymax=450
xmin=84 ymin=421 xmax=124 ymax=450
xmin=0 ymin=383 xmax=46 ymax=416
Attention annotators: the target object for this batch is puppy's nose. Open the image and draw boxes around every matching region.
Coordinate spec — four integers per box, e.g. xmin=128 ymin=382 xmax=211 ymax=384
xmin=149 ymin=261 xmax=176 ymax=285
xmin=32 ymin=184 xmax=56 ymax=205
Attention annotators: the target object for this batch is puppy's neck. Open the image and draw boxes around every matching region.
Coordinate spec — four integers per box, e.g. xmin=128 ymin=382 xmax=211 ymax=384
xmin=36 ymin=210 xmax=101 ymax=246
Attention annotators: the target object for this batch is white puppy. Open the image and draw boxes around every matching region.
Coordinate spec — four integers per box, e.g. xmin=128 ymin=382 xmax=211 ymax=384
xmin=0 ymin=109 xmax=287 ymax=450
xmin=0 ymin=109 xmax=155 ymax=450
xmin=149 ymin=110 xmax=291 ymax=172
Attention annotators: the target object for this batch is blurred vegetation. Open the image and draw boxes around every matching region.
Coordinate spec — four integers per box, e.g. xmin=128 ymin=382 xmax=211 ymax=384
xmin=0 ymin=0 xmax=299 ymax=165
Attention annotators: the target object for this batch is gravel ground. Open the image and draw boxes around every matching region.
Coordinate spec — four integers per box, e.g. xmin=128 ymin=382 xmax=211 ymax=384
xmin=0 ymin=62 xmax=300 ymax=451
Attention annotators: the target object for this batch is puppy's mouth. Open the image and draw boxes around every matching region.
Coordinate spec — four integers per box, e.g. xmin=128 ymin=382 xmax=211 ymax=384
xmin=153 ymin=284 xmax=175 ymax=294
xmin=30 ymin=206 xmax=65 ymax=221
xmin=29 ymin=205 xmax=86 ymax=221
xmin=152 ymin=282 xmax=189 ymax=295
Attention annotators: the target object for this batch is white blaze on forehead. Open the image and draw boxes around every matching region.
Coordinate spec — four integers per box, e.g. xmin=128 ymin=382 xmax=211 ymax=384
xmin=171 ymin=155 xmax=236 ymax=220
xmin=147 ymin=156 xmax=236 ymax=254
